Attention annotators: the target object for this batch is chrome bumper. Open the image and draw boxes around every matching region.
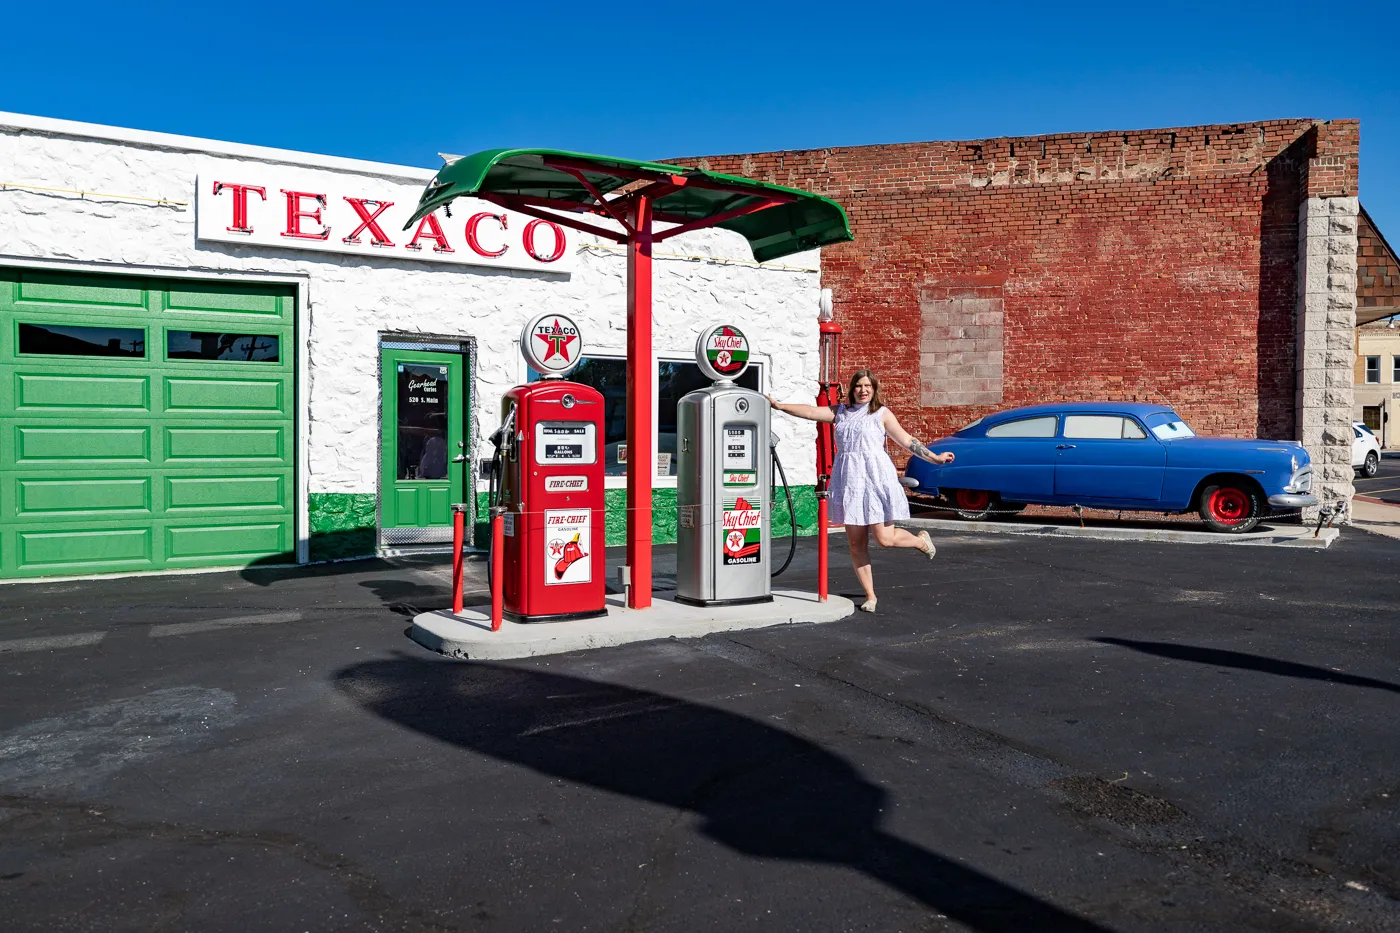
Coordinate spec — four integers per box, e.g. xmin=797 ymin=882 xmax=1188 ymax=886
xmin=1268 ymin=493 xmax=1318 ymax=509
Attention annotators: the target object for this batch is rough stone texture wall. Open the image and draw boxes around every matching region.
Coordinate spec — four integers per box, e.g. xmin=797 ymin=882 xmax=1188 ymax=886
xmin=0 ymin=120 xmax=822 ymax=557
xmin=1296 ymin=196 xmax=1360 ymax=515
xmin=919 ymin=286 xmax=1004 ymax=406
xmin=684 ymin=120 xmax=1360 ymax=485
xmin=1357 ymin=206 xmax=1400 ymax=318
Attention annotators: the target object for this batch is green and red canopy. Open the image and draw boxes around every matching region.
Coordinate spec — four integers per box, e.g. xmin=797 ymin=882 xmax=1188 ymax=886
xmin=405 ymin=148 xmax=851 ymax=262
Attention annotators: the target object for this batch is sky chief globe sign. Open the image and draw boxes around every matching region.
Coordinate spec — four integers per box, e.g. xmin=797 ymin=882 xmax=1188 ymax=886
xmin=697 ymin=323 xmax=750 ymax=382
xmin=521 ymin=313 xmax=584 ymax=378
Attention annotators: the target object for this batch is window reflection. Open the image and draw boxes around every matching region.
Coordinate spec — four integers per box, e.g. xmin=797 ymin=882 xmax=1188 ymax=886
xmin=397 ymin=364 xmax=449 ymax=480
xmin=167 ymin=331 xmax=279 ymax=362
xmin=19 ymin=323 xmax=145 ymax=357
xmin=530 ymin=357 xmax=761 ymax=476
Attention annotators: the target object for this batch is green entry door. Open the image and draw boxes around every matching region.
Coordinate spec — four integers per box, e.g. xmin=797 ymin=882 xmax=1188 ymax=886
xmin=0 ymin=268 xmax=296 ymax=578
xmin=379 ymin=348 xmax=467 ymax=545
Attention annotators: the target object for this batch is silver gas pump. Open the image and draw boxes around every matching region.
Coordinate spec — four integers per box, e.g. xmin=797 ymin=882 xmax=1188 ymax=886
xmin=676 ymin=324 xmax=773 ymax=606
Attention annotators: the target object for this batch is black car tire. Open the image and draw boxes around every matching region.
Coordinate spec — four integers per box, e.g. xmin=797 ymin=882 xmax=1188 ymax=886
xmin=1198 ymin=483 xmax=1263 ymax=533
xmin=950 ymin=488 xmax=996 ymax=521
xmin=1361 ymin=451 xmax=1379 ymax=478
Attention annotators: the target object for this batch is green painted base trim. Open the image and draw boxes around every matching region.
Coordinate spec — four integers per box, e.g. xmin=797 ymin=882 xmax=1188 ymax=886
xmin=474 ymin=485 xmax=818 ymax=549
xmin=309 ymin=493 xmax=377 ymax=562
xmin=326 ymin=485 xmax=819 ymax=563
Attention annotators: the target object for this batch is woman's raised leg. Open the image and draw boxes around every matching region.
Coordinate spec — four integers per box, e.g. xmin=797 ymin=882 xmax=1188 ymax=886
xmin=871 ymin=522 xmax=934 ymax=556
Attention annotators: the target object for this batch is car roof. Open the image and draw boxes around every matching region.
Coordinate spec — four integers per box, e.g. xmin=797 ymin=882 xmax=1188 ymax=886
xmin=977 ymin=402 xmax=1176 ymax=427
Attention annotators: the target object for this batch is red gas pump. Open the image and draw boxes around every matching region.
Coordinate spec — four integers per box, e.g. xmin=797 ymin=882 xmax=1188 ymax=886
xmin=494 ymin=314 xmax=607 ymax=623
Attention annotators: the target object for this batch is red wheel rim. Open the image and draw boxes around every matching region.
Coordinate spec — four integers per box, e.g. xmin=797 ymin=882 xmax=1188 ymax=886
xmin=956 ymin=489 xmax=990 ymax=511
xmin=1207 ymin=487 xmax=1250 ymax=524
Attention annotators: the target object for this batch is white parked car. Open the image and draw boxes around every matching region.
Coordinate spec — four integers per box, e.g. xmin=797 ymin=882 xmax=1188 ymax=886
xmin=1353 ymin=421 xmax=1381 ymax=478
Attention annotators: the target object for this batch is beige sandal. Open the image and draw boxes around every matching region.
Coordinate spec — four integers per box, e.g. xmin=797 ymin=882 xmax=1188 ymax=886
xmin=917 ymin=530 xmax=937 ymax=560
xmin=859 ymin=599 xmax=878 ymax=613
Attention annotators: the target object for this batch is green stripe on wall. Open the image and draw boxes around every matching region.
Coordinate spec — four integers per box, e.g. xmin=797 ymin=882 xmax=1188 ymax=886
xmin=311 ymin=486 xmax=819 ymax=564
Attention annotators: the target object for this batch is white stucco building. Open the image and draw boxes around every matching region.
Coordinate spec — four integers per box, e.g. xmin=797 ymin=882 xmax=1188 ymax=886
xmin=0 ymin=112 xmax=822 ymax=579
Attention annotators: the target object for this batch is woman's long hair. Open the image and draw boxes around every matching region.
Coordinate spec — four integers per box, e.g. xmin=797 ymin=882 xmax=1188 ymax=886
xmin=846 ymin=370 xmax=884 ymax=413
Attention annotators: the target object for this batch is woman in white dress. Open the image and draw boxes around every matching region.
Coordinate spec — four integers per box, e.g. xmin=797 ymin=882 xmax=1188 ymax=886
xmin=769 ymin=370 xmax=953 ymax=612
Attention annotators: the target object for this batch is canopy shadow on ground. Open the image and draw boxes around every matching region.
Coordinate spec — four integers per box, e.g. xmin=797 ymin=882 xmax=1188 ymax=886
xmin=333 ymin=656 xmax=1114 ymax=933
xmin=1093 ymin=637 xmax=1400 ymax=694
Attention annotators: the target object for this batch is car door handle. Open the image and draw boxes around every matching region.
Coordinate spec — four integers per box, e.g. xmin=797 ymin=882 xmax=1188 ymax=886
xmin=452 ymin=454 xmax=466 ymax=463
xmin=1056 ymin=444 xmax=1076 ymax=450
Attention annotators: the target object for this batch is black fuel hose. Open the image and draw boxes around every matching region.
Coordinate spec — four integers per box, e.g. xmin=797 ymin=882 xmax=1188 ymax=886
xmin=771 ymin=448 xmax=797 ymax=577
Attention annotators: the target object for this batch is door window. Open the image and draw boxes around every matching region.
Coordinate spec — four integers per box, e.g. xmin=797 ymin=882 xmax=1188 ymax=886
xmin=396 ymin=363 xmax=450 ymax=480
xmin=1064 ymin=415 xmax=1147 ymax=439
xmin=167 ymin=330 xmax=280 ymax=362
xmin=18 ymin=323 xmax=146 ymax=357
xmin=985 ymin=415 xmax=1057 ymax=438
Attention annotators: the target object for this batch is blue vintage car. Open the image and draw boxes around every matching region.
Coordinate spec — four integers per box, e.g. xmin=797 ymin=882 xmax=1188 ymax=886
xmin=902 ymin=402 xmax=1317 ymax=532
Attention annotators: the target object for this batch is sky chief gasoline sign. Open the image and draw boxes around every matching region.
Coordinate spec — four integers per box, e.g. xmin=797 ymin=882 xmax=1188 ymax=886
xmin=195 ymin=165 xmax=574 ymax=273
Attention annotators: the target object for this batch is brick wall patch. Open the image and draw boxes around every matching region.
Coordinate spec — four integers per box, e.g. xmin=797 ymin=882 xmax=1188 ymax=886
xmin=920 ymin=286 xmax=1004 ymax=406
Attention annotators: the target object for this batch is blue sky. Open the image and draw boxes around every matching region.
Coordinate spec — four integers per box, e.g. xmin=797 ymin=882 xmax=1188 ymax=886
xmin=4 ymin=1 xmax=1398 ymax=235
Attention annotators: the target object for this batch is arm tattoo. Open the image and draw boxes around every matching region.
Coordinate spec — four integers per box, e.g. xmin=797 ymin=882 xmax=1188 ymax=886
xmin=908 ymin=439 xmax=939 ymax=463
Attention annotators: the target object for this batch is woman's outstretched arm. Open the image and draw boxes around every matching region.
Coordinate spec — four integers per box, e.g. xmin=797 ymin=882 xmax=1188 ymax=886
xmin=881 ymin=409 xmax=954 ymax=465
xmin=766 ymin=396 xmax=836 ymax=424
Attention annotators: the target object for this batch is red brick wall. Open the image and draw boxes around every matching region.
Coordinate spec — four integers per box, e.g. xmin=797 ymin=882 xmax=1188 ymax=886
xmin=682 ymin=119 xmax=1360 ymax=450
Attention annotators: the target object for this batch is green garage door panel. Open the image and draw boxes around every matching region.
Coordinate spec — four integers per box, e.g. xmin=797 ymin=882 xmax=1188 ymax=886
xmin=16 ymin=374 xmax=150 ymax=410
xmin=0 ymin=269 xmax=297 ymax=578
xmin=18 ymin=478 xmax=151 ymax=515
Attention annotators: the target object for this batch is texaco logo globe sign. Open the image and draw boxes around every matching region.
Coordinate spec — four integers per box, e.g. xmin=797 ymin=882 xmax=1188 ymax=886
xmin=695 ymin=323 xmax=750 ymax=382
xmin=520 ymin=313 xmax=584 ymax=378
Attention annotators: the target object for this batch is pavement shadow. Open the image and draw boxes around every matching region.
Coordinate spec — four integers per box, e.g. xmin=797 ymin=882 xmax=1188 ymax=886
xmin=334 ymin=657 xmax=1114 ymax=933
xmin=1094 ymin=638 xmax=1400 ymax=694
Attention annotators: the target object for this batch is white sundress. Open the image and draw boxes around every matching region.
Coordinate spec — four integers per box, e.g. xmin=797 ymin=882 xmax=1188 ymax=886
xmin=829 ymin=403 xmax=910 ymax=526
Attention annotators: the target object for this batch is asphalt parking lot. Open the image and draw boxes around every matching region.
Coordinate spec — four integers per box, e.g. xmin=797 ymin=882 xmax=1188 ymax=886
xmin=1 ymin=530 xmax=1398 ymax=932
xmin=1354 ymin=451 xmax=1400 ymax=504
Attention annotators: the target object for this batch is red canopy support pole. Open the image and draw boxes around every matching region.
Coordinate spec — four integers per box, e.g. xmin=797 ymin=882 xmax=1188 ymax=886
xmin=626 ymin=196 xmax=654 ymax=609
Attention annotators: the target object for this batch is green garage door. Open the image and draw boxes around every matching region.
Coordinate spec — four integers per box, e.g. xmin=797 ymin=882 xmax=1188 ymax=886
xmin=0 ymin=269 xmax=296 ymax=578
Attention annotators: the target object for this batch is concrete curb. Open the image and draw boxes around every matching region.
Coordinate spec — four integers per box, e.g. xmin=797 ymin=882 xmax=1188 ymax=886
xmin=410 ymin=589 xmax=856 ymax=660
xmin=898 ymin=517 xmax=1339 ymax=548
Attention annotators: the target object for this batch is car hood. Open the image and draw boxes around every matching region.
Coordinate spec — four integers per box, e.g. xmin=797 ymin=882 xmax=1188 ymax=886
xmin=1165 ymin=435 xmax=1306 ymax=468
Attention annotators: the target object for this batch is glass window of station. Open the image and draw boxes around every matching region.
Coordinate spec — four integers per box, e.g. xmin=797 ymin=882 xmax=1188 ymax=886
xmin=530 ymin=357 xmax=762 ymax=480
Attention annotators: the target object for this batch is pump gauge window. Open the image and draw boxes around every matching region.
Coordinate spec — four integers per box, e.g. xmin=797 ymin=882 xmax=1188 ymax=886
xmin=722 ymin=425 xmax=757 ymax=470
xmin=535 ymin=421 xmax=598 ymax=465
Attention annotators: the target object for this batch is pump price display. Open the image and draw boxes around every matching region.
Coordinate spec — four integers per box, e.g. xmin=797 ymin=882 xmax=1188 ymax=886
xmin=722 ymin=426 xmax=755 ymax=470
xmin=535 ymin=422 xmax=597 ymax=465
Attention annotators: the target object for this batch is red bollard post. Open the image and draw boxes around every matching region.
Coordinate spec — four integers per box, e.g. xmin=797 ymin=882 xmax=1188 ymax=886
xmin=490 ymin=508 xmax=505 ymax=631
xmin=450 ymin=504 xmax=466 ymax=615
xmin=817 ymin=494 xmax=829 ymax=601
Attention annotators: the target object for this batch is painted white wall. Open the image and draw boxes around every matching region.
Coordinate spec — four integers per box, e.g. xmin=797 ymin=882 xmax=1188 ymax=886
xmin=0 ymin=114 xmax=822 ymax=509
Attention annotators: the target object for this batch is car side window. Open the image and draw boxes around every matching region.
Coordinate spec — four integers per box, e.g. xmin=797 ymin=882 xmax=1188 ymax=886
xmin=985 ymin=415 xmax=1057 ymax=438
xmin=1354 ymin=426 xmax=1363 ymax=438
xmin=1064 ymin=415 xmax=1147 ymax=439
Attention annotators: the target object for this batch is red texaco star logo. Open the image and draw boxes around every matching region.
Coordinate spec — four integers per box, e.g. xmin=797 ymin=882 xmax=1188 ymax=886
xmin=535 ymin=318 xmax=577 ymax=364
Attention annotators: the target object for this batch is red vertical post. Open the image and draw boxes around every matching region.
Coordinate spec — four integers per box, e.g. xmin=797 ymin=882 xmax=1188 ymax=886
xmin=626 ymin=197 xmax=654 ymax=609
xmin=451 ymin=504 xmax=466 ymax=614
xmin=491 ymin=509 xmax=504 ymax=631
xmin=817 ymin=495 xmax=829 ymax=601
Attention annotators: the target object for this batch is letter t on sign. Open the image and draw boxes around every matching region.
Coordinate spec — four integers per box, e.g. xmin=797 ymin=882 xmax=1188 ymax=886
xmin=281 ymin=190 xmax=330 ymax=240
xmin=212 ymin=182 xmax=266 ymax=233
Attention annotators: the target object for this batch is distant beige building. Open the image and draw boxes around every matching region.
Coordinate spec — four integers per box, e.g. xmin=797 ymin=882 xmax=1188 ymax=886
xmin=1354 ymin=208 xmax=1400 ymax=446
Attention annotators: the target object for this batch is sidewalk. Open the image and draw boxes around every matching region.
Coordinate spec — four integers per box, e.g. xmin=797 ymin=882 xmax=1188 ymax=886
xmin=1350 ymin=496 xmax=1400 ymax=540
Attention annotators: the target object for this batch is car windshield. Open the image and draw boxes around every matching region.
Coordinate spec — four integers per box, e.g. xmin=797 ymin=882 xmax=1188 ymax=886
xmin=957 ymin=417 xmax=984 ymax=434
xmin=1144 ymin=412 xmax=1196 ymax=440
